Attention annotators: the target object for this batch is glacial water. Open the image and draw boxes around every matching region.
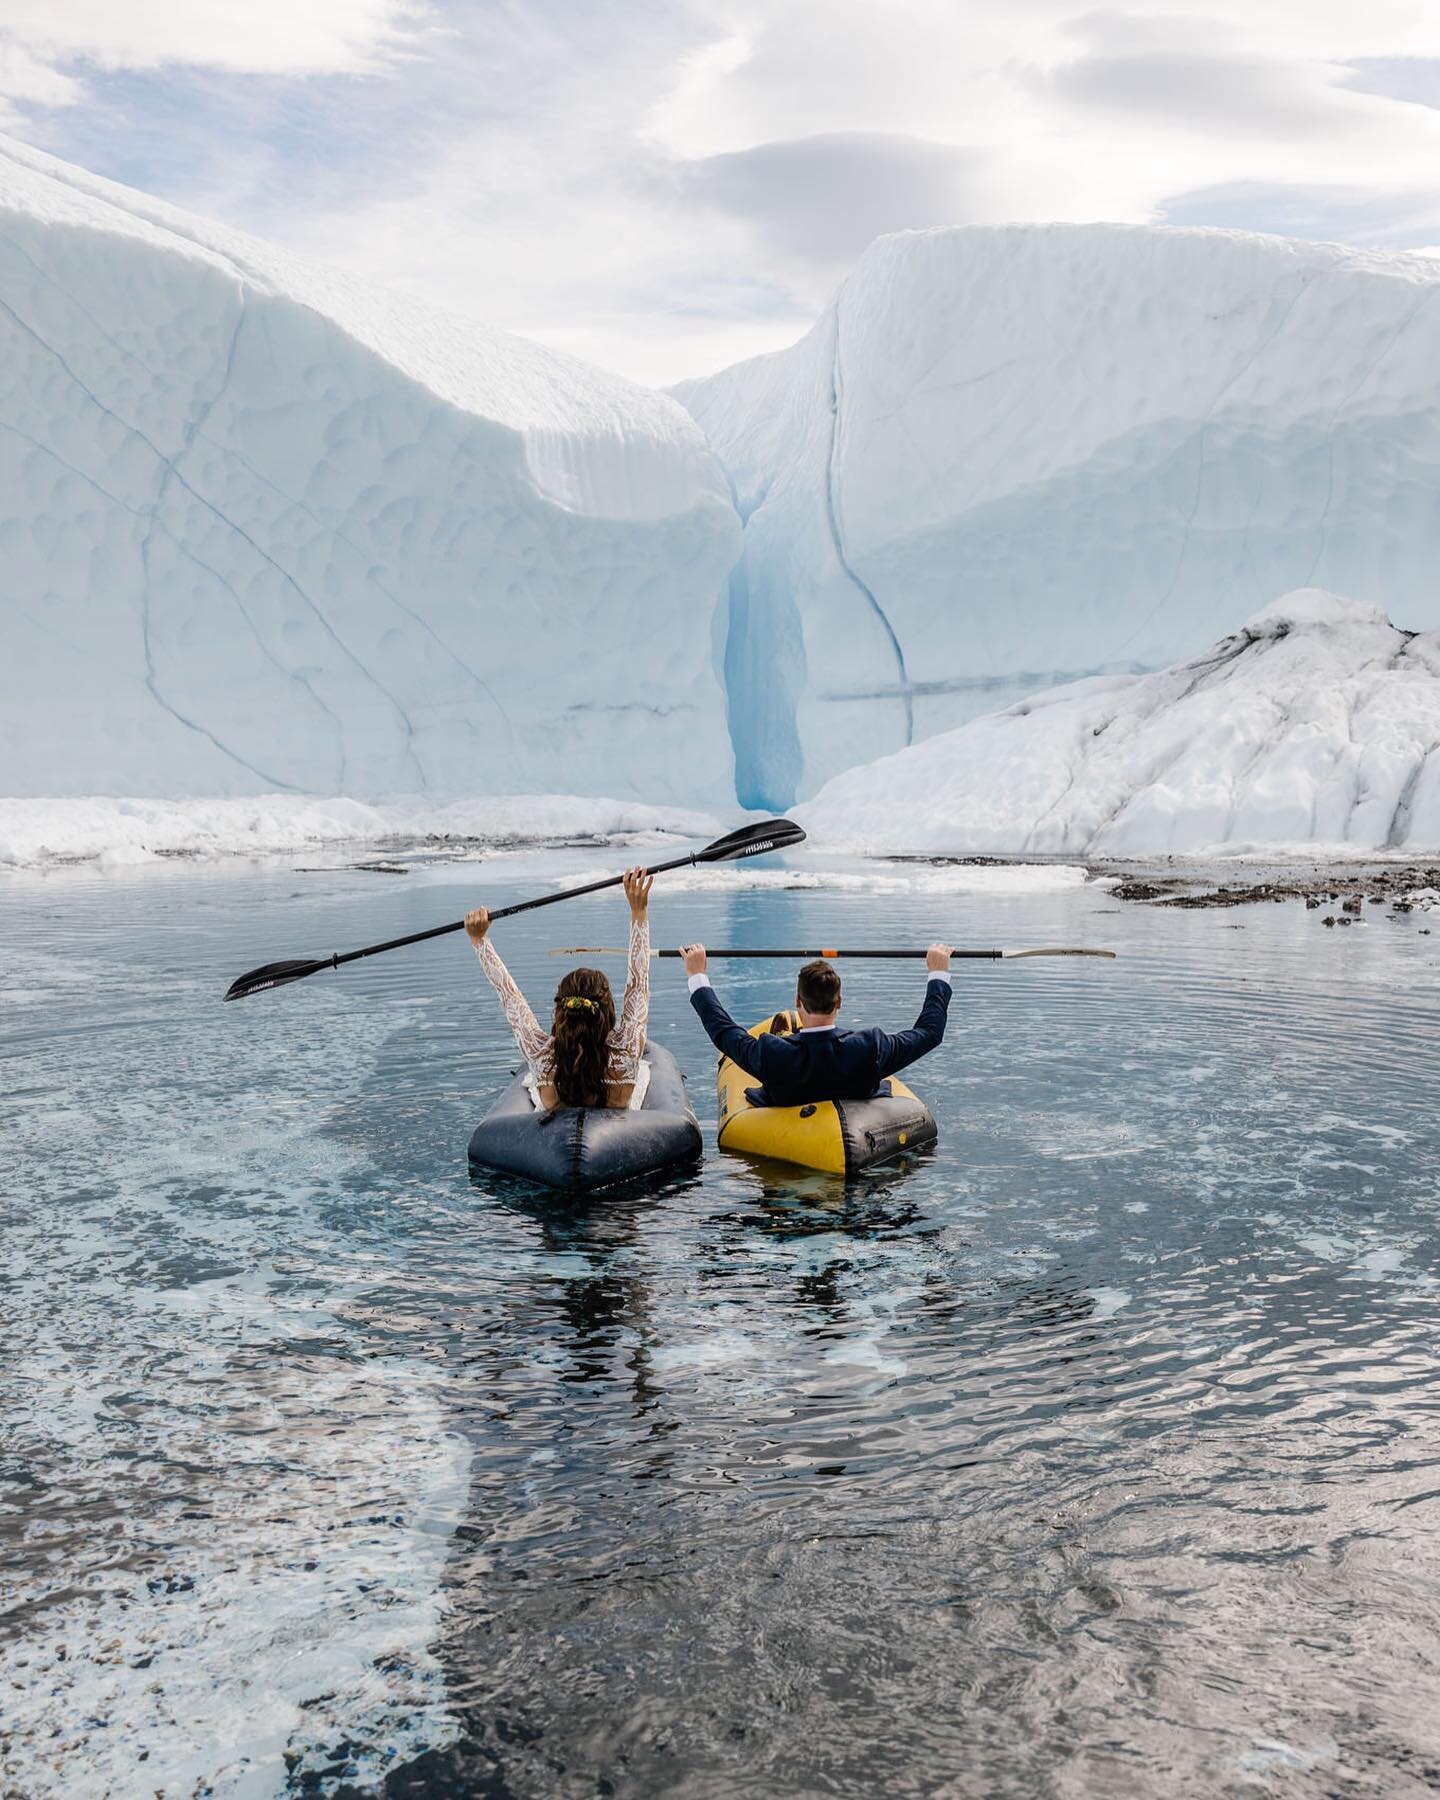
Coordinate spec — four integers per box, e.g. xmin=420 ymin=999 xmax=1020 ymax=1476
xmin=3 ymin=849 xmax=1439 ymax=1798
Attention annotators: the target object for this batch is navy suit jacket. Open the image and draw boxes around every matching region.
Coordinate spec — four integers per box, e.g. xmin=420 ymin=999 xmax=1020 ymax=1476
xmin=690 ymin=978 xmax=952 ymax=1106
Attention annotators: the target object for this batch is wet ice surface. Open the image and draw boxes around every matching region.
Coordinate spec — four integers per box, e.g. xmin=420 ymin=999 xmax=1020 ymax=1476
xmin=3 ymin=854 xmax=1439 ymax=1798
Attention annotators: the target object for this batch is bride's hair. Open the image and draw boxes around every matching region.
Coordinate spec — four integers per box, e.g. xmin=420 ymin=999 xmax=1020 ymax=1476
xmin=551 ymin=968 xmax=616 ymax=1107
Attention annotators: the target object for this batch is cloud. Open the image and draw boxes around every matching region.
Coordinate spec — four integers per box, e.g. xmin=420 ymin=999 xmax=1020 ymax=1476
xmin=1343 ymin=57 xmax=1440 ymax=111
xmin=1038 ymin=27 xmax=1440 ymax=181
xmin=0 ymin=40 xmax=81 ymax=126
xmin=682 ymin=132 xmax=992 ymax=275
xmin=5 ymin=0 xmax=1440 ymax=385
xmin=1161 ymin=182 xmax=1440 ymax=250
xmin=0 ymin=0 xmax=428 ymax=80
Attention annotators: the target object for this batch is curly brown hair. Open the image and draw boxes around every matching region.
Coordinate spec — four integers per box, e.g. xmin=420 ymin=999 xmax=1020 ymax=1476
xmin=551 ymin=966 xmax=616 ymax=1108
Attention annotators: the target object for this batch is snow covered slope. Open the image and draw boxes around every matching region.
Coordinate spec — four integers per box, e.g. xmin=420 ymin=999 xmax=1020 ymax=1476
xmin=798 ymin=592 xmax=1440 ymax=856
xmin=674 ymin=226 xmax=1440 ymax=809
xmin=0 ymin=136 xmax=741 ymax=802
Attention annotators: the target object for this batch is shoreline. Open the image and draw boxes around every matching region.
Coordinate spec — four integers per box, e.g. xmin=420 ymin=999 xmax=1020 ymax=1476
xmin=2 ymin=796 xmax=1438 ymax=909
xmin=891 ymin=852 xmax=1440 ymax=918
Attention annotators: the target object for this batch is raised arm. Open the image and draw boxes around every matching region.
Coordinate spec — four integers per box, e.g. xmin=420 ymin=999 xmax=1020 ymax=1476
xmin=465 ymin=907 xmax=550 ymax=1067
xmin=613 ymin=867 xmax=653 ymax=1063
xmin=682 ymin=944 xmax=768 ymax=1080
xmin=872 ymin=944 xmax=954 ymax=1079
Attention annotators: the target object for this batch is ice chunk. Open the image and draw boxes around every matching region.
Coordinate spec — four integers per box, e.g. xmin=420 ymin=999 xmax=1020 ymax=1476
xmin=0 ymin=135 xmax=741 ymax=804
xmin=0 ymin=792 xmax=725 ymax=868
xmin=675 ymin=225 xmax=1440 ymax=806
xmin=799 ymin=591 xmax=1440 ymax=855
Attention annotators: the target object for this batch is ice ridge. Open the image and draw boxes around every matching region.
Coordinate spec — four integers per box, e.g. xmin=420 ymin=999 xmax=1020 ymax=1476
xmin=798 ymin=590 xmax=1440 ymax=855
xmin=676 ymin=223 xmax=1440 ymax=808
xmin=0 ymin=135 xmax=741 ymax=804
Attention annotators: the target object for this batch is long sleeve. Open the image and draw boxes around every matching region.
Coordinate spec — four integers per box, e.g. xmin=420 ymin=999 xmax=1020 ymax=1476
xmin=475 ymin=935 xmax=551 ymax=1069
xmin=609 ymin=914 xmax=650 ymax=1074
xmin=690 ymin=984 xmax=768 ymax=1080
xmin=871 ymin=978 xmax=952 ymax=1080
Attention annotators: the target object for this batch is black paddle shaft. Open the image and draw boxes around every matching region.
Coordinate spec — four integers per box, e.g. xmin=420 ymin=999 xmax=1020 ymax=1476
xmin=333 ymin=853 xmax=703 ymax=965
xmin=654 ymin=948 xmax=1001 ymax=959
xmin=223 ymin=818 xmax=804 ymax=1000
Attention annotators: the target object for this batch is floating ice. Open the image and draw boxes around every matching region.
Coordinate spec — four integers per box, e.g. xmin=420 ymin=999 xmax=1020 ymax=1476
xmin=0 ymin=955 xmax=472 ymax=1793
xmin=0 ymin=792 xmax=725 ymax=868
xmin=554 ymin=859 xmax=1093 ymax=895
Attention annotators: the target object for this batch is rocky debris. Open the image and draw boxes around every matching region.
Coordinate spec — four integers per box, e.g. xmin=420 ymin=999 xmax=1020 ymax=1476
xmin=1109 ymin=880 xmax=1175 ymax=901
xmin=887 ymin=854 xmax=1022 ymax=867
xmin=1103 ymin=864 xmax=1440 ymax=911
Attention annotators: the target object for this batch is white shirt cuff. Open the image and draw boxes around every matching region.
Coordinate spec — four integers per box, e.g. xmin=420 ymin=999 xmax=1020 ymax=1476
xmin=687 ymin=972 xmax=712 ymax=993
xmin=928 ymin=969 xmax=952 ymax=986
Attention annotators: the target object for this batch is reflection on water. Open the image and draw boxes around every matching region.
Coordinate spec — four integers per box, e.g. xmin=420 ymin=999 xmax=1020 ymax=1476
xmin=2 ymin=857 xmax=1439 ymax=1797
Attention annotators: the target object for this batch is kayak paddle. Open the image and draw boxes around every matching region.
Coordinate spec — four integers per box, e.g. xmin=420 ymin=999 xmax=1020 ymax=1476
xmin=223 ymin=818 xmax=806 ymax=1002
xmin=552 ymin=946 xmax=1116 ymax=960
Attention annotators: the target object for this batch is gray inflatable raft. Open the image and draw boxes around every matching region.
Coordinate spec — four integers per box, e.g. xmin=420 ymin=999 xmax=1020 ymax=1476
xmin=467 ymin=1042 xmax=702 ymax=1192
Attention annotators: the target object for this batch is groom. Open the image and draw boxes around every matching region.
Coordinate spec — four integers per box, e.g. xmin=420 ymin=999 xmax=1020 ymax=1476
xmin=680 ymin=943 xmax=954 ymax=1106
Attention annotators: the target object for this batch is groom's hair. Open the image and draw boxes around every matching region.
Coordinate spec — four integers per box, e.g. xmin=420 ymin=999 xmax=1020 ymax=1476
xmin=796 ymin=960 xmax=841 ymax=1014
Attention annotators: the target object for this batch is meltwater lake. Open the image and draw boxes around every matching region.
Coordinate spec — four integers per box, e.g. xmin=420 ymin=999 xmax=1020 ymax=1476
xmin=3 ymin=846 xmax=1439 ymax=1798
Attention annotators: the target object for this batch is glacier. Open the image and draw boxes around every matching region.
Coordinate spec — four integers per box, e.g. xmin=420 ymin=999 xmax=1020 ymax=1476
xmin=7 ymin=137 xmax=1440 ymax=862
xmin=0 ymin=135 xmax=741 ymax=804
xmin=674 ymin=225 xmax=1440 ymax=809
xmin=798 ymin=591 xmax=1440 ymax=857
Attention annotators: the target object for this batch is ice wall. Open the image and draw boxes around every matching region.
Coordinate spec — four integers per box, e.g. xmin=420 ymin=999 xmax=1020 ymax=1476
xmin=799 ymin=591 xmax=1440 ymax=856
xmin=675 ymin=226 xmax=1440 ymax=808
xmin=0 ymin=137 xmax=741 ymax=802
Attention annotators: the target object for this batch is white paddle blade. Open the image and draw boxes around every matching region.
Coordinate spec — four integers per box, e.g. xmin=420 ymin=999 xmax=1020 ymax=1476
xmin=551 ymin=946 xmax=643 ymax=956
xmin=1000 ymin=947 xmax=1117 ymax=959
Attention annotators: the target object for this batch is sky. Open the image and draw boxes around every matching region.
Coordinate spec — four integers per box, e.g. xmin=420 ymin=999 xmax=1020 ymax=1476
xmin=3 ymin=0 xmax=1440 ymax=387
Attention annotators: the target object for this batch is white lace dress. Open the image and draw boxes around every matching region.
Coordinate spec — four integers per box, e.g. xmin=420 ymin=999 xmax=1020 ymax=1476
xmin=475 ymin=916 xmax=650 ymax=1106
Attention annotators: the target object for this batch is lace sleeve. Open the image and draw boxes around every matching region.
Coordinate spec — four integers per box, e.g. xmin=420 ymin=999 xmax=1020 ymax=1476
xmin=475 ymin=936 xmax=551 ymax=1069
xmin=611 ymin=914 xmax=649 ymax=1074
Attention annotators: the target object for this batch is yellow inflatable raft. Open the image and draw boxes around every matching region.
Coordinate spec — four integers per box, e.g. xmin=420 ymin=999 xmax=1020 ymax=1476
xmin=715 ymin=1009 xmax=938 ymax=1176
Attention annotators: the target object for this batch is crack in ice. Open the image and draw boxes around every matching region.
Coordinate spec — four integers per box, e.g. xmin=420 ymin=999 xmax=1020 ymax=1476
xmin=0 ymin=288 xmax=428 ymax=791
xmin=825 ymin=291 xmax=912 ymax=745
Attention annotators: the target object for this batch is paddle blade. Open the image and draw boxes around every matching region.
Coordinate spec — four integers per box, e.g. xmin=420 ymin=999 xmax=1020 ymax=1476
xmin=698 ymin=817 xmax=806 ymax=862
xmin=1000 ymin=947 xmax=1117 ymax=960
xmin=223 ymin=956 xmax=333 ymax=1002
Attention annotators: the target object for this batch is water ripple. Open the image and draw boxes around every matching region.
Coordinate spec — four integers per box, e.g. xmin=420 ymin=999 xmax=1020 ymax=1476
xmin=1 ymin=863 xmax=1438 ymax=1796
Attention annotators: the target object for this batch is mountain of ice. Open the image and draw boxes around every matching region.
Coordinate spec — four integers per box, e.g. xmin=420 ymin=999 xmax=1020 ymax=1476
xmin=798 ymin=591 xmax=1440 ymax=856
xmin=0 ymin=136 xmax=741 ymax=803
xmin=674 ymin=226 xmax=1440 ymax=810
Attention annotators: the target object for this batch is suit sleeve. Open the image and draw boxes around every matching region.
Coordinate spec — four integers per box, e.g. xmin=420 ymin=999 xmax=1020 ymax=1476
xmin=690 ymin=984 xmax=767 ymax=1081
xmin=871 ymin=977 xmax=952 ymax=1080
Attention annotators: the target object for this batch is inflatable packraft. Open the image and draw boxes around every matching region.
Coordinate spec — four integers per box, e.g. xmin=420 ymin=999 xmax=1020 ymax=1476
xmin=715 ymin=1009 xmax=938 ymax=1176
xmin=468 ymin=1041 xmax=701 ymax=1192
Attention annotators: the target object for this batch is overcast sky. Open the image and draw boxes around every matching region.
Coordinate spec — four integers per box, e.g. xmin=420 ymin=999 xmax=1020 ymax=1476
xmin=3 ymin=1 xmax=1439 ymax=385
